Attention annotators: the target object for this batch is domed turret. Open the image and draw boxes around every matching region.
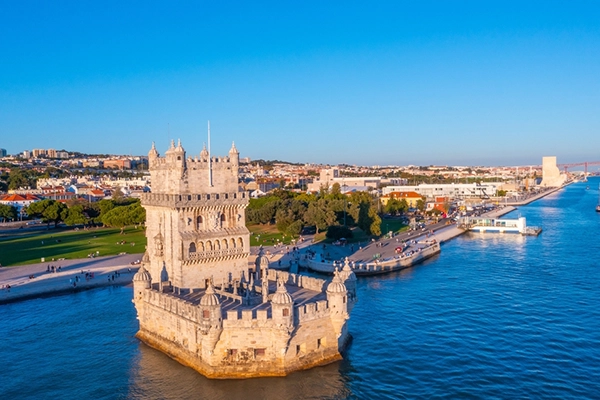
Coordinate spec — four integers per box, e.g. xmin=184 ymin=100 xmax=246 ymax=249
xmin=133 ymin=265 xmax=152 ymax=283
xmin=229 ymin=141 xmax=239 ymax=166
xmin=141 ymin=251 xmax=150 ymax=266
xmin=133 ymin=266 xmax=152 ymax=298
xmin=229 ymin=141 xmax=239 ymax=155
xmin=148 ymin=142 xmax=159 ymax=160
xmin=255 ymin=254 xmax=270 ymax=271
xmin=327 ymin=268 xmax=349 ymax=338
xmin=271 ymin=277 xmax=294 ymax=329
xmin=271 ymin=279 xmax=293 ymax=305
xmin=200 ymin=143 xmax=209 ymax=160
xmin=165 ymin=139 xmax=176 ymax=154
xmin=198 ymin=279 xmax=223 ymax=351
xmin=200 ymin=280 xmax=221 ymax=307
xmin=327 ymin=268 xmax=347 ymax=294
xmin=339 ymin=257 xmax=357 ymax=311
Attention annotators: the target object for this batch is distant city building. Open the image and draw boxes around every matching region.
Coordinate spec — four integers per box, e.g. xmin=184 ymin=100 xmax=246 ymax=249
xmin=306 ymin=167 xmax=382 ymax=192
xmin=0 ymin=193 xmax=41 ymax=215
xmin=0 ymin=148 xmax=7 ymax=158
xmin=104 ymin=159 xmax=132 ymax=169
xmin=382 ymin=183 xmax=502 ymax=200
xmin=380 ymin=191 xmax=423 ymax=208
xmin=22 ymin=150 xmax=31 ymax=159
xmin=47 ymin=149 xmax=57 ymax=158
xmin=32 ymin=149 xmax=47 ymax=158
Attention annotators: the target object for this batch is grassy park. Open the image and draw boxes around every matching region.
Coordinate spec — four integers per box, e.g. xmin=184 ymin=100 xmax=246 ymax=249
xmin=0 ymin=226 xmax=147 ymax=267
xmin=249 ymin=224 xmax=297 ymax=246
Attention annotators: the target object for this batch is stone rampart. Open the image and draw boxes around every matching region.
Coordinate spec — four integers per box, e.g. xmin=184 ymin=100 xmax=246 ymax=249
xmin=266 ymin=269 xmax=327 ymax=292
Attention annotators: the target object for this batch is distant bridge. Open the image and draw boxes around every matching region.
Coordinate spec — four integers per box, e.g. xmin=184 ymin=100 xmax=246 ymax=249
xmin=558 ymin=162 xmax=600 ymax=175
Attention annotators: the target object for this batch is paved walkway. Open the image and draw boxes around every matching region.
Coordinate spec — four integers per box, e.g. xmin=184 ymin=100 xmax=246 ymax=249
xmin=0 ymin=205 xmax=526 ymax=303
xmin=0 ymin=254 xmax=141 ymax=304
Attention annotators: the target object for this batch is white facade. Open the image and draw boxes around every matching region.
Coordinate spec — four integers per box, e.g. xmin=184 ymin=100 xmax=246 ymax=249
xmin=382 ymin=183 xmax=502 ymax=199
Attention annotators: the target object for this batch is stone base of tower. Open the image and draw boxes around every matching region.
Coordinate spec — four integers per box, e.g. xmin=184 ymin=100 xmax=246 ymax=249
xmin=136 ymin=327 xmax=347 ymax=379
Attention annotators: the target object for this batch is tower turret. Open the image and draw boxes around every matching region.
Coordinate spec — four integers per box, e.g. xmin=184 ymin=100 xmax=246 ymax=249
xmin=148 ymin=142 xmax=159 ymax=165
xmin=339 ymin=257 xmax=357 ymax=312
xmin=199 ymin=280 xmax=223 ymax=353
xmin=327 ymin=268 xmax=349 ymax=339
xmin=271 ymin=277 xmax=294 ymax=329
xmin=165 ymin=139 xmax=186 ymax=169
xmin=133 ymin=266 xmax=152 ymax=300
xmin=229 ymin=141 xmax=239 ymax=166
xmin=200 ymin=143 xmax=209 ymax=161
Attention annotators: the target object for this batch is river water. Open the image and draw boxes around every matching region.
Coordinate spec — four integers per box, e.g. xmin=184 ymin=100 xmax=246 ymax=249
xmin=2 ymin=180 xmax=600 ymax=399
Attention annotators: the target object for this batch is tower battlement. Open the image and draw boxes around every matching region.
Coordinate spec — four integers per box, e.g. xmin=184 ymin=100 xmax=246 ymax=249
xmin=148 ymin=140 xmax=240 ymax=194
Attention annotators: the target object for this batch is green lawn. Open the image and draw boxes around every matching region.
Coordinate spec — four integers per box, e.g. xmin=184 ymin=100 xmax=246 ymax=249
xmin=248 ymin=224 xmax=297 ymax=246
xmin=381 ymin=218 xmax=409 ymax=235
xmin=0 ymin=226 xmax=147 ymax=267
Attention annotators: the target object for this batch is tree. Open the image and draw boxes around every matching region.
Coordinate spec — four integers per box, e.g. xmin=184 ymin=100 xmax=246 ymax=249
xmin=286 ymin=220 xmax=303 ymax=236
xmin=101 ymin=201 xmax=146 ymax=234
xmin=304 ymin=200 xmax=336 ymax=234
xmin=26 ymin=199 xmax=68 ymax=227
xmin=384 ymin=198 xmax=402 ymax=215
xmin=63 ymin=204 xmax=88 ymax=226
xmin=369 ymin=207 xmax=382 ymax=236
xmin=8 ymin=169 xmax=31 ymax=190
xmin=0 ymin=204 xmax=17 ymax=221
xmin=416 ymin=199 xmax=425 ymax=213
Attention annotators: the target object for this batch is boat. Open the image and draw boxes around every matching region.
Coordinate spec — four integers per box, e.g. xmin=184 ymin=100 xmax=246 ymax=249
xmin=596 ymin=185 xmax=600 ymax=212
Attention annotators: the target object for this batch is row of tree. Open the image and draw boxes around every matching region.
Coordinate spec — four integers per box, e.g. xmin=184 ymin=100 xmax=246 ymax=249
xmin=24 ymin=198 xmax=146 ymax=233
xmin=246 ymin=183 xmax=383 ymax=238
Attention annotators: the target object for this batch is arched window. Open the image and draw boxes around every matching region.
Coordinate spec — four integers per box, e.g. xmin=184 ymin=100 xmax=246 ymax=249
xmin=283 ymin=308 xmax=289 ymax=317
xmin=196 ymin=216 xmax=203 ymax=230
xmin=220 ymin=213 xmax=226 ymax=227
xmin=199 ymin=242 xmax=205 ymax=252
xmin=215 ymin=240 xmax=221 ymax=250
xmin=238 ymin=237 xmax=244 ymax=248
xmin=206 ymin=241 xmax=213 ymax=251
xmin=189 ymin=242 xmax=196 ymax=253
xmin=230 ymin=238 xmax=236 ymax=248
xmin=222 ymin=239 xmax=228 ymax=249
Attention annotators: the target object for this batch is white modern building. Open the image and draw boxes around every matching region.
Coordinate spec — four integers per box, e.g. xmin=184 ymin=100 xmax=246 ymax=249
xmin=382 ymin=183 xmax=502 ymax=199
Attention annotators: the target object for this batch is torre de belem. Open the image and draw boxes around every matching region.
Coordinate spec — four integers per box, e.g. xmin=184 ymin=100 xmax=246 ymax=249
xmin=132 ymin=140 xmax=357 ymax=378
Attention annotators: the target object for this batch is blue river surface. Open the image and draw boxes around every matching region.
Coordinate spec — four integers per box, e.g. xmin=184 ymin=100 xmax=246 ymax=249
xmin=2 ymin=180 xmax=600 ymax=399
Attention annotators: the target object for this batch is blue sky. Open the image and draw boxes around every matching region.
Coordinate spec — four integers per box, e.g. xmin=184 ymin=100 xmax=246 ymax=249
xmin=1 ymin=1 xmax=599 ymax=166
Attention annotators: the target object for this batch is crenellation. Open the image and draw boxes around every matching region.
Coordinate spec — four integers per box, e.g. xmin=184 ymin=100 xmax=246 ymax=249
xmin=226 ymin=310 xmax=239 ymax=321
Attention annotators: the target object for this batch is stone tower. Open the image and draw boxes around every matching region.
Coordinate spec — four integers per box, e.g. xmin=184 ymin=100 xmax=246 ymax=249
xmin=133 ymin=140 xmax=355 ymax=379
xmin=141 ymin=140 xmax=250 ymax=289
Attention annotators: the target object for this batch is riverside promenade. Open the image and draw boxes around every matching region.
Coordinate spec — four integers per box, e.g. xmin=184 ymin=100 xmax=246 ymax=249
xmin=0 ymin=186 xmax=566 ymax=302
xmin=0 ymin=254 xmax=141 ymax=304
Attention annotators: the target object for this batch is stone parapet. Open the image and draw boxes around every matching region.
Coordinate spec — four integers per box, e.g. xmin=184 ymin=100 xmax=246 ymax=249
xmin=142 ymin=192 xmax=247 ymax=207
